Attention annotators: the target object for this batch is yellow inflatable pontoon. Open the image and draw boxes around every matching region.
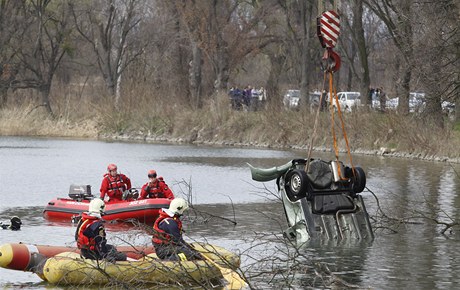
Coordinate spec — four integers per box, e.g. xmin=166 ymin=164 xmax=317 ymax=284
xmin=42 ymin=243 xmax=241 ymax=287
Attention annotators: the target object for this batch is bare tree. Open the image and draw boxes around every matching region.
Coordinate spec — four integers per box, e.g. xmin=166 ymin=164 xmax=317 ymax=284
xmin=414 ymin=0 xmax=459 ymax=126
xmin=275 ymin=0 xmax=316 ymax=105
xmin=340 ymin=0 xmax=371 ymax=107
xmin=10 ymin=0 xmax=73 ymax=116
xmin=71 ymin=0 xmax=146 ymax=106
xmin=0 ymin=0 xmax=25 ymax=108
xmin=175 ymin=0 xmax=276 ymax=108
xmin=364 ymin=0 xmax=415 ymax=115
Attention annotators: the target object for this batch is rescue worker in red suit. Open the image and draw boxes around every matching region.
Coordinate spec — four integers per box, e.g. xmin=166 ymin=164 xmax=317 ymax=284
xmin=75 ymin=199 xmax=127 ymax=262
xmin=139 ymin=169 xmax=175 ymax=200
xmin=100 ymin=163 xmax=132 ymax=202
xmin=152 ymin=198 xmax=201 ymax=261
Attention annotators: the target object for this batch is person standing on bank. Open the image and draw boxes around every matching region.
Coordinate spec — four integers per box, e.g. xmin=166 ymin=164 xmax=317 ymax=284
xmin=75 ymin=199 xmax=127 ymax=262
xmin=152 ymin=198 xmax=201 ymax=261
xmin=139 ymin=169 xmax=175 ymax=200
xmin=100 ymin=163 xmax=131 ymax=202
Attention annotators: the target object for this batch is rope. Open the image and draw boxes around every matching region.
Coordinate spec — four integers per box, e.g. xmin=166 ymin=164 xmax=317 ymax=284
xmin=305 ymin=72 xmax=328 ymax=173
xmin=300 ymin=71 xmax=354 ymax=181
xmin=328 ymin=72 xmax=355 ymax=179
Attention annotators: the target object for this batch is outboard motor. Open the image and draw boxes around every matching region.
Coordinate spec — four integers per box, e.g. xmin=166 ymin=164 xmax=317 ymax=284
xmin=68 ymin=185 xmax=93 ymax=201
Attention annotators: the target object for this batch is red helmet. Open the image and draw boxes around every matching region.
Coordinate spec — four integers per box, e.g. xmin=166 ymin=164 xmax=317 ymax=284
xmin=107 ymin=163 xmax=117 ymax=171
xmin=147 ymin=169 xmax=157 ymax=178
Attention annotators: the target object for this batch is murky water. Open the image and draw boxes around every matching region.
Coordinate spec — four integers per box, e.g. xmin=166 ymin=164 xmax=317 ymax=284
xmin=1 ymin=136 xmax=459 ymax=289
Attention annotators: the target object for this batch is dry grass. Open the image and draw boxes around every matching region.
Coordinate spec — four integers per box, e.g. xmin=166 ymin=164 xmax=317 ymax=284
xmin=1 ymin=88 xmax=459 ymax=159
xmin=0 ymin=104 xmax=99 ymax=138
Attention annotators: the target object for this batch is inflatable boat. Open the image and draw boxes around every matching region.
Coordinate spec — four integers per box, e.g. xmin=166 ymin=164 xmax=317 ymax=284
xmin=249 ymin=158 xmax=374 ymax=243
xmin=43 ymin=185 xmax=171 ymax=224
xmin=0 ymin=242 xmax=241 ymax=287
xmin=0 ymin=242 xmax=155 ymax=273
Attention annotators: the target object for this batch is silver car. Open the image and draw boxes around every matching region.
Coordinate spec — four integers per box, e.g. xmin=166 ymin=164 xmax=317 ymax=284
xmin=283 ymin=89 xmax=301 ymax=109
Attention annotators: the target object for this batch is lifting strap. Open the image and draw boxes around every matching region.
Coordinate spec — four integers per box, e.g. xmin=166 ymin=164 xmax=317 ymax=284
xmin=327 ymin=72 xmax=355 ymax=179
xmin=306 ymin=65 xmax=355 ymax=178
xmin=307 ymin=0 xmax=353 ymax=176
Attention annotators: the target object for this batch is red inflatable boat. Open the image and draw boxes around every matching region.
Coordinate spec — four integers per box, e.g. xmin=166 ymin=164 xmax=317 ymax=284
xmin=43 ymin=185 xmax=171 ymax=224
xmin=0 ymin=243 xmax=156 ymax=272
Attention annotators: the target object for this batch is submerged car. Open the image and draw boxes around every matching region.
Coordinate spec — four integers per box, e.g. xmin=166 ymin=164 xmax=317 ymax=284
xmin=248 ymin=158 xmax=373 ymax=243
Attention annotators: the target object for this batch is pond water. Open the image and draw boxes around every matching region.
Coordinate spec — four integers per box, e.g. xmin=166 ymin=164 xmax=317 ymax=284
xmin=0 ymin=136 xmax=459 ymax=289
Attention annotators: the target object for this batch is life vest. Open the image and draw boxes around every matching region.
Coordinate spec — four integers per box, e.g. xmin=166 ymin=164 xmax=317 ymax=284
xmin=152 ymin=210 xmax=182 ymax=245
xmin=104 ymin=173 xmax=127 ymax=199
xmin=144 ymin=180 xmax=166 ymax=198
xmin=75 ymin=213 xmax=102 ymax=251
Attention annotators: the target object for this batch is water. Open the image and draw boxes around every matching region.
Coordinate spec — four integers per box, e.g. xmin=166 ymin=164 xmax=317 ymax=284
xmin=1 ymin=136 xmax=459 ymax=289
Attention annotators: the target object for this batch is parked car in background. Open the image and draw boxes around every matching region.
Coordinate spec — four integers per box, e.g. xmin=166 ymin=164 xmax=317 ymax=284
xmin=283 ymin=90 xmax=325 ymax=111
xmin=332 ymin=92 xmax=361 ymax=112
xmin=409 ymin=92 xmax=426 ymax=113
xmin=442 ymin=100 xmax=455 ymax=114
xmin=382 ymin=92 xmax=455 ymax=115
xmin=385 ymin=97 xmax=399 ymax=110
xmin=283 ymin=89 xmax=301 ymax=109
xmin=375 ymin=92 xmax=424 ymax=112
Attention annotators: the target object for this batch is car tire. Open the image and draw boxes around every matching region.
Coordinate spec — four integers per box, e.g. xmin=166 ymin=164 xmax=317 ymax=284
xmin=352 ymin=166 xmax=366 ymax=193
xmin=284 ymin=169 xmax=309 ymax=202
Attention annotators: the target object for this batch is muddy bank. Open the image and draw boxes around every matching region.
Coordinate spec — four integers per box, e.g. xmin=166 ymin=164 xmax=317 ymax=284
xmin=101 ymin=132 xmax=460 ymax=164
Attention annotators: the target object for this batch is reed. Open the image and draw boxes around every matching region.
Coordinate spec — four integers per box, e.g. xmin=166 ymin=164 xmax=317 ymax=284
xmin=0 ymin=88 xmax=458 ymax=159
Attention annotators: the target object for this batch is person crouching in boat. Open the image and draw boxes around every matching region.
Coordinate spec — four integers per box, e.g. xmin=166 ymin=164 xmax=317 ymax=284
xmin=100 ymin=163 xmax=132 ymax=202
xmin=139 ymin=169 xmax=175 ymax=200
xmin=152 ymin=198 xmax=201 ymax=261
xmin=75 ymin=198 xmax=127 ymax=262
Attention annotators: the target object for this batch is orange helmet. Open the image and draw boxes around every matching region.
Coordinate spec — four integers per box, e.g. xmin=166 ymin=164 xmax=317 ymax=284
xmin=148 ymin=169 xmax=157 ymax=178
xmin=107 ymin=163 xmax=117 ymax=171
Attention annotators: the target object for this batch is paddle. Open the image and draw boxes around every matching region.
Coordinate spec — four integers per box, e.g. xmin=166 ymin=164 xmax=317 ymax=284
xmin=190 ymin=244 xmax=246 ymax=289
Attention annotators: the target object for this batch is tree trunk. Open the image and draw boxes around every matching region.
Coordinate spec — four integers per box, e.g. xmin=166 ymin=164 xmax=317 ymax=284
xmin=299 ymin=0 xmax=312 ymax=105
xmin=353 ymin=0 xmax=370 ymax=107
xmin=173 ymin=8 xmax=189 ymax=103
xmin=214 ymin=50 xmax=230 ymax=93
xmin=267 ymin=52 xmax=285 ymax=106
xmin=115 ymin=66 xmax=122 ymax=107
xmin=39 ymin=83 xmax=54 ymax=117
xmin=396 ymin=62 xmax=411 ymax=115
xmin=0 ymin=87 xmax=7 ymax=108
xmin=189 ymin=41 xmax=202 ymax=109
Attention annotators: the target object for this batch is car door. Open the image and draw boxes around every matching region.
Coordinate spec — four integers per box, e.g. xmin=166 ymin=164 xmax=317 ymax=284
xmin=337 ymin=93 xmax=346 ymax=110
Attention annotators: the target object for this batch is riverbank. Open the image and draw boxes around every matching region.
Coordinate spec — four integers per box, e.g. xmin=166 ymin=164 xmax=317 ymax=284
xmin=1 ymin=101 xmax=459 ymax=163
xmin=104 ymin=131 xmax=460 ymax=164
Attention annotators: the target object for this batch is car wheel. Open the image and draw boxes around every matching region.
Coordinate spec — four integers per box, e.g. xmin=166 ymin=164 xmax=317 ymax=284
xmin=352 ymin=166 xmax=366 ymax=193
xmin=284 ymin=169 xmax=309 ymax=202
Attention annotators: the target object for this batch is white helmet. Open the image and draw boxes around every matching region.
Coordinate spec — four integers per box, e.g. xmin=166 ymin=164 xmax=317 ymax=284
xmin=169 ymin=198 xmax=189 ymax=215
xmin=89 ymin=198 xmax=105 ymax=214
